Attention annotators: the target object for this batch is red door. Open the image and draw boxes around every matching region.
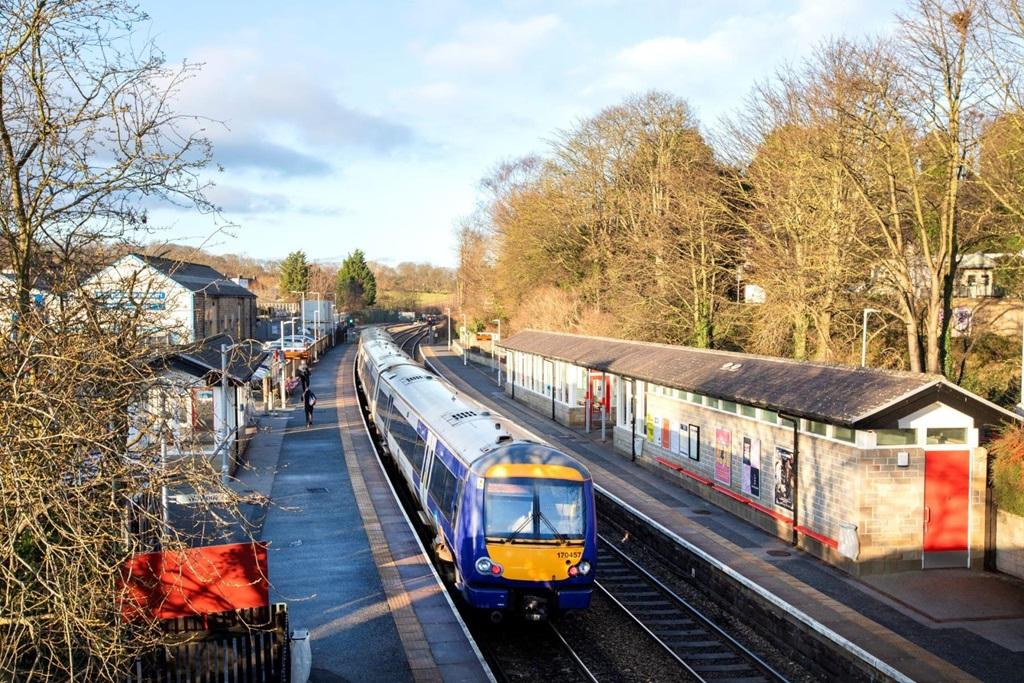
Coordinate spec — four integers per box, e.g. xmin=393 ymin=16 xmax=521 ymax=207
xmin=923 ymin=450 xmax=970 ymax=568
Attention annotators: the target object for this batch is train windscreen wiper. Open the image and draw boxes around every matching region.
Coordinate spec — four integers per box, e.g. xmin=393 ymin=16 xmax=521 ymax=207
xmin=503 ymin=513 xmax=534 ymax=544
xmin=537 ymin=510 xmax=567 ymax=545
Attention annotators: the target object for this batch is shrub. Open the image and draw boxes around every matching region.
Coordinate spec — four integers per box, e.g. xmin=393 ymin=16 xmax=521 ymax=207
xmin=990 ymin=422 xmax=1024 ymax=516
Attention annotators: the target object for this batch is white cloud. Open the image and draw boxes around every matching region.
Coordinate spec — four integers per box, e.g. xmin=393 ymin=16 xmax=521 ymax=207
xmin=422 ymin=14 xmax=561 ymax=70
xmin=177 ymin=42 xmax=412 ymax=176
xmin=595 ymin=1 xmax=898 ymax=117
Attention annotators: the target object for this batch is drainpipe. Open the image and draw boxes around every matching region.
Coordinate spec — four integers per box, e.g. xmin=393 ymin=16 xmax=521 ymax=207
xmin=779 ymin=413 xmax=800 ymax=546
xmin=543 ymin=358 xmax=555 ymax=421
xmin=630 ymin=379 xmax=637 ymax=462
xmin=511 ymin=351 xmax=515 ymax=400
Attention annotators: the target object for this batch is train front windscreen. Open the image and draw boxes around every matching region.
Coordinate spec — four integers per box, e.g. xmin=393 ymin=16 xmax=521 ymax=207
xmin=483 ymin=478 xmax=584 ymax=543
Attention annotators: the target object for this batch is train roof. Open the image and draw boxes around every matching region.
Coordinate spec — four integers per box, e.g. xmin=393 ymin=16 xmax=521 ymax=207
xmin=470 ymin=442 xmax=592 ymax=480
xmin=360 ymin=327 xmax=592 ymax=477
xmin=361 ymin=328 xmax=514 ymax=463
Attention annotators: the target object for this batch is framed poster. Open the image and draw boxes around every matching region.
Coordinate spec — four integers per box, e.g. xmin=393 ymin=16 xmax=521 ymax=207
xmin=774 ymin=446 xmax=794 ymax=510
xmin=714 ymin=428 xmax=732 ymax=486
xmin=741 ymin=436 xmax=761 ymax=497
xmin=661 ymin=418 xmax=672 ymax=450
xmin=670 ymin=424 xmax=680 ymax=454
xmin=646 ymin=414 xmax=654 ymax=442
xmin=678 ymin=424 xmax=689 ymax=458
xmin=687 ymin=424 xmax=700 ymax=461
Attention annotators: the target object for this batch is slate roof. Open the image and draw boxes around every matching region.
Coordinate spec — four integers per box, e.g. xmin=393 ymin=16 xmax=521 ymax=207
xmin=499 ymin=329 xmax=1018 ymax=429
xmin=133 ymin=254 xmax=256 ymax=298
xmin=162 ymin=335 xmax=267 ymax=384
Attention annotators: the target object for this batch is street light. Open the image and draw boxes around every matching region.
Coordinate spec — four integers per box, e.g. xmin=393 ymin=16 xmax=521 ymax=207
xmin=280 ymin=317 xmax=298 ymax=407
xmin=309 ymin=290 xmax=321 ymax=338
xmin=290 ymin=290 xmax=306 ymax=339
xmin=463 ymin=312 xmax=468 ymax=366
xmin=492 ymin=318 xmax=502 ymax=386
xmin=446 ymin=307 xmax=452 ymax=351
xmin=861 ymin=308 xmax=879 ymax=368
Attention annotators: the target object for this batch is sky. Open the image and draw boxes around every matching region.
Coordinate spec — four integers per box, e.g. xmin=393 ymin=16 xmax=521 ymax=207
xmin=141 ymin=0 xmax=903 ymax=267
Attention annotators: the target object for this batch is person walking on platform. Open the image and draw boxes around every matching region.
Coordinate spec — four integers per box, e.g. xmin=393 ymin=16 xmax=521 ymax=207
xmin=297 ymin=361 xmax=310 ymax=390
xmin=303 ymin=386 xmax=317 ymax=427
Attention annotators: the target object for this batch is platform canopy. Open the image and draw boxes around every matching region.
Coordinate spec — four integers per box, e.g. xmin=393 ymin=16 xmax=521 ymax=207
xmin=499 ymin=329 xmax=1019 ymax=430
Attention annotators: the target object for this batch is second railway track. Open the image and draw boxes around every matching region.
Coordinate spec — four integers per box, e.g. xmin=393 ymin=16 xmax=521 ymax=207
xmin=594 ymin=535 xmax=788 ymax=683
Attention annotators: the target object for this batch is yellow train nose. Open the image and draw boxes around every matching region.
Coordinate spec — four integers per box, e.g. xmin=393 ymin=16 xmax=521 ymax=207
xmin=485 ymin=544 xmax=585 ymax=581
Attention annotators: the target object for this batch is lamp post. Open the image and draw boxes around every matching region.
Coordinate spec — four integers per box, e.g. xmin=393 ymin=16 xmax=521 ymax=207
xmin=446 ymin=307 xmax=451 ymax=351
xmin=861 ymin=308 xmax=879 ymax=368
xmin=463 ymin=313 xmax=468 ymax=366
xmin=291 ymin=290 xmax=306 ymax=339
xmin=313 ymin=309 xmax=321 ymax=363
xmin=310 ymin=291 xmax=321 ymax=341
xmin=280 ymin=317 xmax=298 ymax=407
xmin=1018 ymin=304 xmax=1024 ymax=415
xmin=492 ymin=318 xmax=502 ymax=386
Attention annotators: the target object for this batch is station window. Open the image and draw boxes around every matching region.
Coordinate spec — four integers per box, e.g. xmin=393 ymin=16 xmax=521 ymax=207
xmin=833 ymin=426 xmax=855 ymax=443
xmin=739 ymin=404 xmax=757 ymax=419
xmin=807 ymin=420 xmax=828 ymax=436
xmin=876 ymin=429 xmax=917 ymax=446
xmin=926 ymin=427 xmax=967 ymax=445
xmin=687 ymin=392 xmax=701 ymax=404
xmin=721 ymin=400 xmax=737 ymax=414
xmin=673 ymin=389 xmax=684 ymax=400
xmin=759 ymin=409 xmax=778 ymax=424
xmin=704 ymin=396 xmax=720 ymax=410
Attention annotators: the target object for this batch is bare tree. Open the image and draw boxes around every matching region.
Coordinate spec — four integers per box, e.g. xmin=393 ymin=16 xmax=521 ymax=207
xmin=0 ymin=3 xmax=254 ymax=680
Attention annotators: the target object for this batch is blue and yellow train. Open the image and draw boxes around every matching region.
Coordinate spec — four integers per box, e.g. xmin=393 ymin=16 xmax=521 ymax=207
xmin=357 ymin=328 xmax=596 ymax=621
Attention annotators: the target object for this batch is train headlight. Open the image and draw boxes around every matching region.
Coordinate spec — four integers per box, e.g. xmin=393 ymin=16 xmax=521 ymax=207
xmin=476 ymin=557 xmax=502 ymax=575
xmin=577 ymin=560 xmax=592 ymax=576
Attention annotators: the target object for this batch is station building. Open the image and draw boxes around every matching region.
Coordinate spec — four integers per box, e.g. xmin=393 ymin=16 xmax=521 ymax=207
xmin=498 ymin=330 xmax=1019 ymax=576
xmin=88 ymin=253 xmax=258 ymax=344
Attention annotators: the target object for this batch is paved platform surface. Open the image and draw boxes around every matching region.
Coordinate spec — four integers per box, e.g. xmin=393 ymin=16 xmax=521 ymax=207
xmin=251 ymin=343 xmax=491 ymax=683
xmin=424 ymin=344 xmax=1024 ymax=683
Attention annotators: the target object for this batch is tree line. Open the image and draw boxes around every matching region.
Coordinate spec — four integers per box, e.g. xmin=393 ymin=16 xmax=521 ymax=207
xmin=456 ymin=0 xmax=1024 ymax=390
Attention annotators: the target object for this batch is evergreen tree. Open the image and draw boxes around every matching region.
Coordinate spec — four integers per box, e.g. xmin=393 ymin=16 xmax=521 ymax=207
xmin=335 ymin=249 xmax=377 ymax=308
xmin=279 ymin=250 xmax=310 ymax=299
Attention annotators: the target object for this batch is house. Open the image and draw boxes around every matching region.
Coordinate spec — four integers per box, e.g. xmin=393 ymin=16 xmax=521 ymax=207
xmin=87 ymin=254 xmax=258 ymax=344
xmin=1 ymin=272 xmax=51 ymax=323
xmin=955 ymin=253 xmax=1000 ymax=298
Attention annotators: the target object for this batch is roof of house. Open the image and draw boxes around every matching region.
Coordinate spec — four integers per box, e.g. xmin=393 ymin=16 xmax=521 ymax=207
xmin=959 ymin=253 xmax=997 ymax=269
xmin=160 ymin=335 xmax=267 ymax=384
xmin=498 ymin=329 xmax=1018 ymax=429
xmin=132 ymin=253 xmax=256 ymax=298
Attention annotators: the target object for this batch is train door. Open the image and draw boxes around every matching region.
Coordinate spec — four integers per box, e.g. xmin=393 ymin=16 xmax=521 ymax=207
xmin=923 ymin=449 xmax=970 ymax=569
xmin=419 ymin=434 xmax=436 ymax=502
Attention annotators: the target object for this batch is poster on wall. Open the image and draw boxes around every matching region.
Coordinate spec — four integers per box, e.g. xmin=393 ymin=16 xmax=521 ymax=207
xmin=774 ymin=446 xmax=795 ymax=510
xmin=661 ymin=418 xmax=672 ymax=450
xmin=646 ymin=414 xmax=654 ymax=442
xmin=653 ymin=416 xmax=662 ymax=445
xmin=688 ymin=424 xmax=700 ymax=461
xmin=741 ymin=436 xmax=761 ymax=497
xmin=670 ymin=424 xmax=680 ymax=454
xmin=714 ymin=428 xmax=732 ymax=485
xmin=678 ymin=424 xmax=689 ymax=458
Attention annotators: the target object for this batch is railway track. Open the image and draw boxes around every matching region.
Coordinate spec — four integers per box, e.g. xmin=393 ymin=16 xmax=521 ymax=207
xmin=595 ymin=534 xmax=787 ymax=683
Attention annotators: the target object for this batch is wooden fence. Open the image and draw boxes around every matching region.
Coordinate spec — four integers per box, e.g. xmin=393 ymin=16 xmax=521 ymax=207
xmin=126 ymin=604 xmax=290 ymax=683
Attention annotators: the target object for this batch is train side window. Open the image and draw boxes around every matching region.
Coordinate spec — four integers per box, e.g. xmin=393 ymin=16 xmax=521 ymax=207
xmin=428 ymin=457 xmax=458 ymax=521
xmin=409 ymin=435 xmax=427 ymax=473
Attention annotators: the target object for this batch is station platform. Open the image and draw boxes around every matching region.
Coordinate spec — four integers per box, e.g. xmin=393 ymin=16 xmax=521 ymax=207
xmin=423 ymin=344 xmax=1024 ymax=683
xmin=232 ymin=343 xmax=492 ymax=683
